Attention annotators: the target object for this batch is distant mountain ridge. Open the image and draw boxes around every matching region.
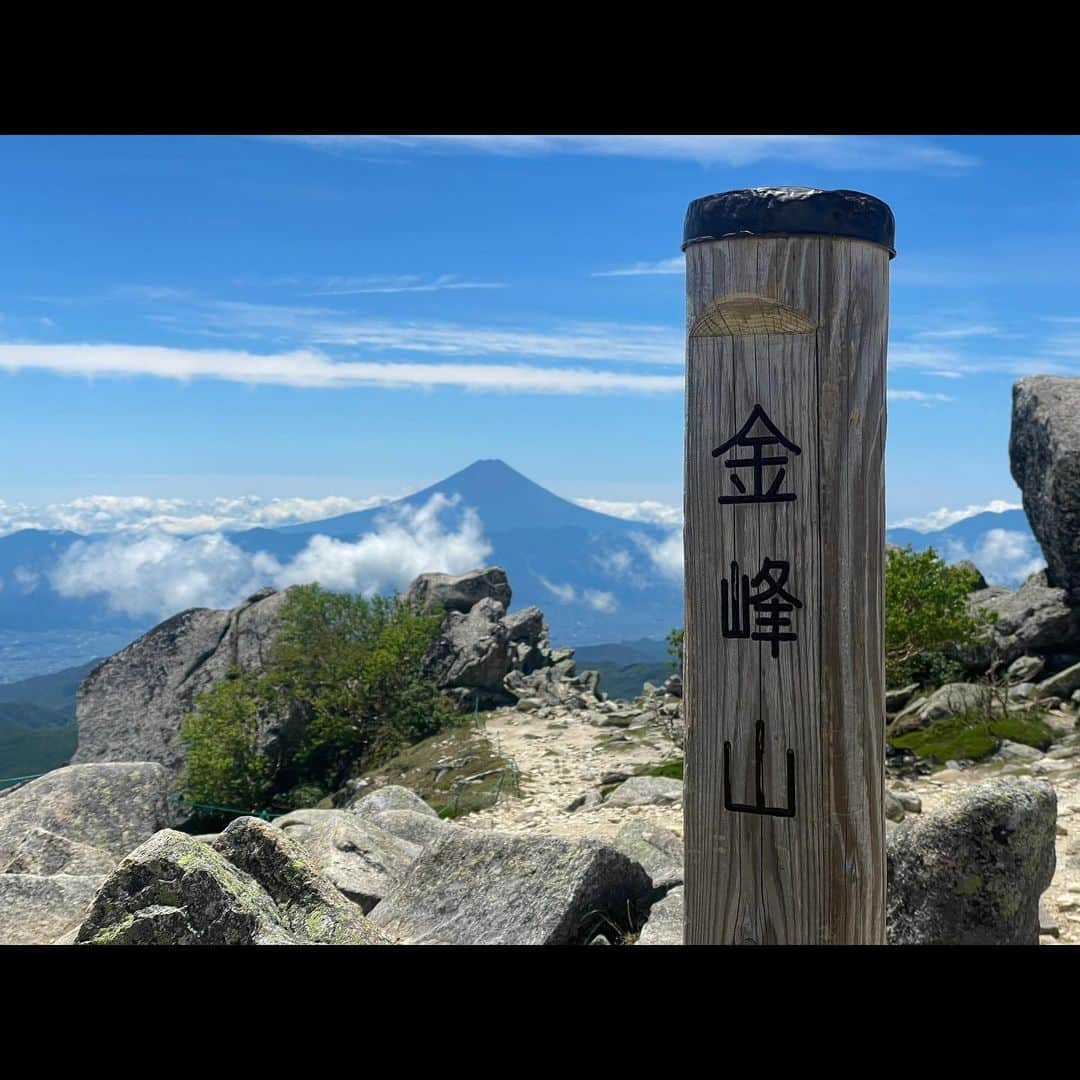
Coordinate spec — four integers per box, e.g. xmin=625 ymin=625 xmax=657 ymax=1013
xmin=0 ymin=460 xmax=1044 ymax=681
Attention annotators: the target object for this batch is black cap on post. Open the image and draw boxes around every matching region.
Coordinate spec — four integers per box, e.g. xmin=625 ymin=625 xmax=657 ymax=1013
xmin=682 ymin=187 xmax=896 ymax=258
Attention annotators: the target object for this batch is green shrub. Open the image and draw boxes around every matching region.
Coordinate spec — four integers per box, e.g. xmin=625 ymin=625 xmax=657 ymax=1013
xmin=885 ymin=545 xmax=995 ymax=689
xmin=666 ymin=627 xmax=683 ymax=674
xmin=180 ymin=584 xmax=455 ymax=811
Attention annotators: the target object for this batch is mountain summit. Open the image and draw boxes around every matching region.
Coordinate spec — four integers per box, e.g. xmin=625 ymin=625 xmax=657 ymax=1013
xmin=276 ymin=459 xmax=642 ymax=538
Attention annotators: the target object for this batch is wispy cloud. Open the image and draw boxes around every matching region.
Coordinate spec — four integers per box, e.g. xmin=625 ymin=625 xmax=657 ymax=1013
xmin=889 ymin=500 xmax=1023 ymax=533
xmin=593 ymin=258 xmax=683 ymax=278
xmin=0 ymin=343 xmax=684 ymax=395
xmin=915 ymin=325 xmax=1000 ymax=340
xmin=536 ymin=575 xmax=617 ymax=613
xmin=0 ymin=493 xmax=402 ymax=538
xmin=278 ymin=135 xmax=978 ymax=171
xmin=887 ymin=389 xmax=954 ymax=404
xmin=306 ymin=274 xmax=507 ymax=296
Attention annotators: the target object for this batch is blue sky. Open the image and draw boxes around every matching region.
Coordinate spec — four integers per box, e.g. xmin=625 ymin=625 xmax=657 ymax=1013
xmin=2 ymin=133 xmax=1078 ymax=532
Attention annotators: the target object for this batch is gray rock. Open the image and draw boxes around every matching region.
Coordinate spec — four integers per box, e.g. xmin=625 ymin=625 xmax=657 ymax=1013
xmin=346 ymin=784 xmax=438 ymax=819
xmin=662 ymin=674 xmax=683 ymax=698
xmin=605 ymin=776 xmax=684 ymax=807
xmin=612 ymin=820 xmax=684 ymax=890
xmin=273 ymin=809 xmax=422 ymax=912
xmin=565 ymin=790 xmax=604 ymax=813
xmin=601 ymin=770 xmax=633 ymax=785
xmin=1010 ymin=376 xmax=1080 ymax=599
xmin=405 ymin=567 xmax=512 ymax=615
xmin=76 ymin=818 xmax=390 ymax=945
xmin=73 ymin=589 xmax=291 ymax=790
xmin=1008 ymin=682 xmax=1039 ymax=701
xmin=1007 ymin=655 xmax=1046 ymax=684
xmin=892 ymin=683 xmax=996 ymax=735
xmin=886 ymin=776 xmax=1056 ymax=945
xmin=885 ymin=791 xmax=906 ymax=823
xmin=1039 ymin=896 xmax=1059 ymax=938
xmin=885 ymin=683 xmax=920 ymax=714
xmin=637 ymin=886 xmax=683 ymax=945
xmin=994 ymin=740 xmax=1044 ymax=763
xmin=1037 ymin=660 xmax=1080 ymax=700
xmin=502 ymin=605 xmax=545 ymax=647
xmin=367 ymin=809 xmax=456 ymax=849
xmin=423 ymin=597 xmax=515 ymax=707
xmin=0 ymin=874 xmax=106 ymax=945
xmin=0 ymin=762 xmax=171 ymax=867
xmin=964 ymin=577 xmax=1080 ymax=670
xmin=893 ymin=791 xmax=922 ymax=814
xmin=956 ymin=560 xmax=988 ymax=591
xmin=367 ymin=830 xmax=654 ymax=945
xmin=1 ymin=827 xmax=116 ymax=877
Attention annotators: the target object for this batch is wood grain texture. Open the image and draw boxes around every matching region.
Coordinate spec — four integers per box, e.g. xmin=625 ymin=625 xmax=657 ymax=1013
xmin=683 ymin=236 xmax=888 ymax=944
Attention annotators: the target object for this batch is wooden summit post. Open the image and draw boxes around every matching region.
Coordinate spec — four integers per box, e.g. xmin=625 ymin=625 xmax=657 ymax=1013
xmin=682 ymin=187 xmax=895 ymax=945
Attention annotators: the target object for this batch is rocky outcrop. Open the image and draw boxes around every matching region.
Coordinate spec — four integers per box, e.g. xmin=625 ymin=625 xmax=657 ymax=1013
xmin=367 ymin=830 xmax=655 ymax=945
xmin=73 ymin=588 xmax=291 ymax=784
xmin=415 ymin=568 xmax=600 ymax=712
xmin=886 ymin=776 xmax=1056 ymax=945
xmin=75 ymin=817 xmax=390 ymax=945
xmin=1010 ymin=376 xmax=1080 ymax=599
xmin=963 ymin=575 xmax=1080 ymax=670
xmin=0 ymin=762 xmax=171 ymax=869
xmin=273 ymin=809 xmax=422 ymax=912
xmin=2 ymin=828 xmax=117 ymax=877
xmin=345 ymin=783 xmax=439 ymax=819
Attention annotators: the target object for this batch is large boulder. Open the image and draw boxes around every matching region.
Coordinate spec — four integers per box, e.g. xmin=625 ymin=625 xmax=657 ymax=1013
xmin=1010 ymin=376 xmax=1080 ymax=599
xmin=273 ymin=809 xmax=422 ymax=912
xmin=76 ymin=817 xmax=390 ymax=945
xmin=405 ymin=567 xmax=512 ymax=616
xmin=73 ymin=588 xmax=291 ymax=787
xmin=367 ymin=830 xmax=655 ymax=945
xmin=1037 ymin=659 xmax=1080 ymax=700
xmin=0 ymin=874 xmax=107 ymax=945
xmin=886 ymin=776 xmax=1056 ymax=945
xmin=424 ymin=597 xmax=514 ymax=700
xmin=889 ymin=683 xmax=992 ymax=736
xmin=0 ymin=762 xmax=171 ymax=868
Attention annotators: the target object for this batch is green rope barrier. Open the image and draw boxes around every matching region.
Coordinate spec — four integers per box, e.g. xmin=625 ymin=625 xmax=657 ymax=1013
xmin=0 ymin=772 xmax=47 ymax=787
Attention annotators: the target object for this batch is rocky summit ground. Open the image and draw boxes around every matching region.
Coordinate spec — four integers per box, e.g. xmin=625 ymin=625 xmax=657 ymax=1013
xmin=448 ymin=693 xmax=1080 ymax=945
xmin=459 ymin=700 xmax=684 ymax=844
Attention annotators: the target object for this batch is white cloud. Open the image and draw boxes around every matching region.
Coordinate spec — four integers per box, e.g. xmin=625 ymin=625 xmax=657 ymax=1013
xmin=0 ymin=493 xmax=399 ymax=538
xmin=889 ymin=500 xmax=1023 ymax=533
xmin=536 ymin=575 xmax=617 ymax=613
xmin=631 ymin=529 xmax=684 ymax=583
xmin=49 ymin=494 xmax=493 ymax=620
xmin=279 ymin=135 xmax=977 ymax=171
xmin=941 ymin=529 xmax=1046 ymax=587
xmin=573 ymin=498 xmax=683 ymax=527
xmin=593 ymin=258 xmax=684 ymax=278
xmin=0 ymin=343 xmax=684 ymax=395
